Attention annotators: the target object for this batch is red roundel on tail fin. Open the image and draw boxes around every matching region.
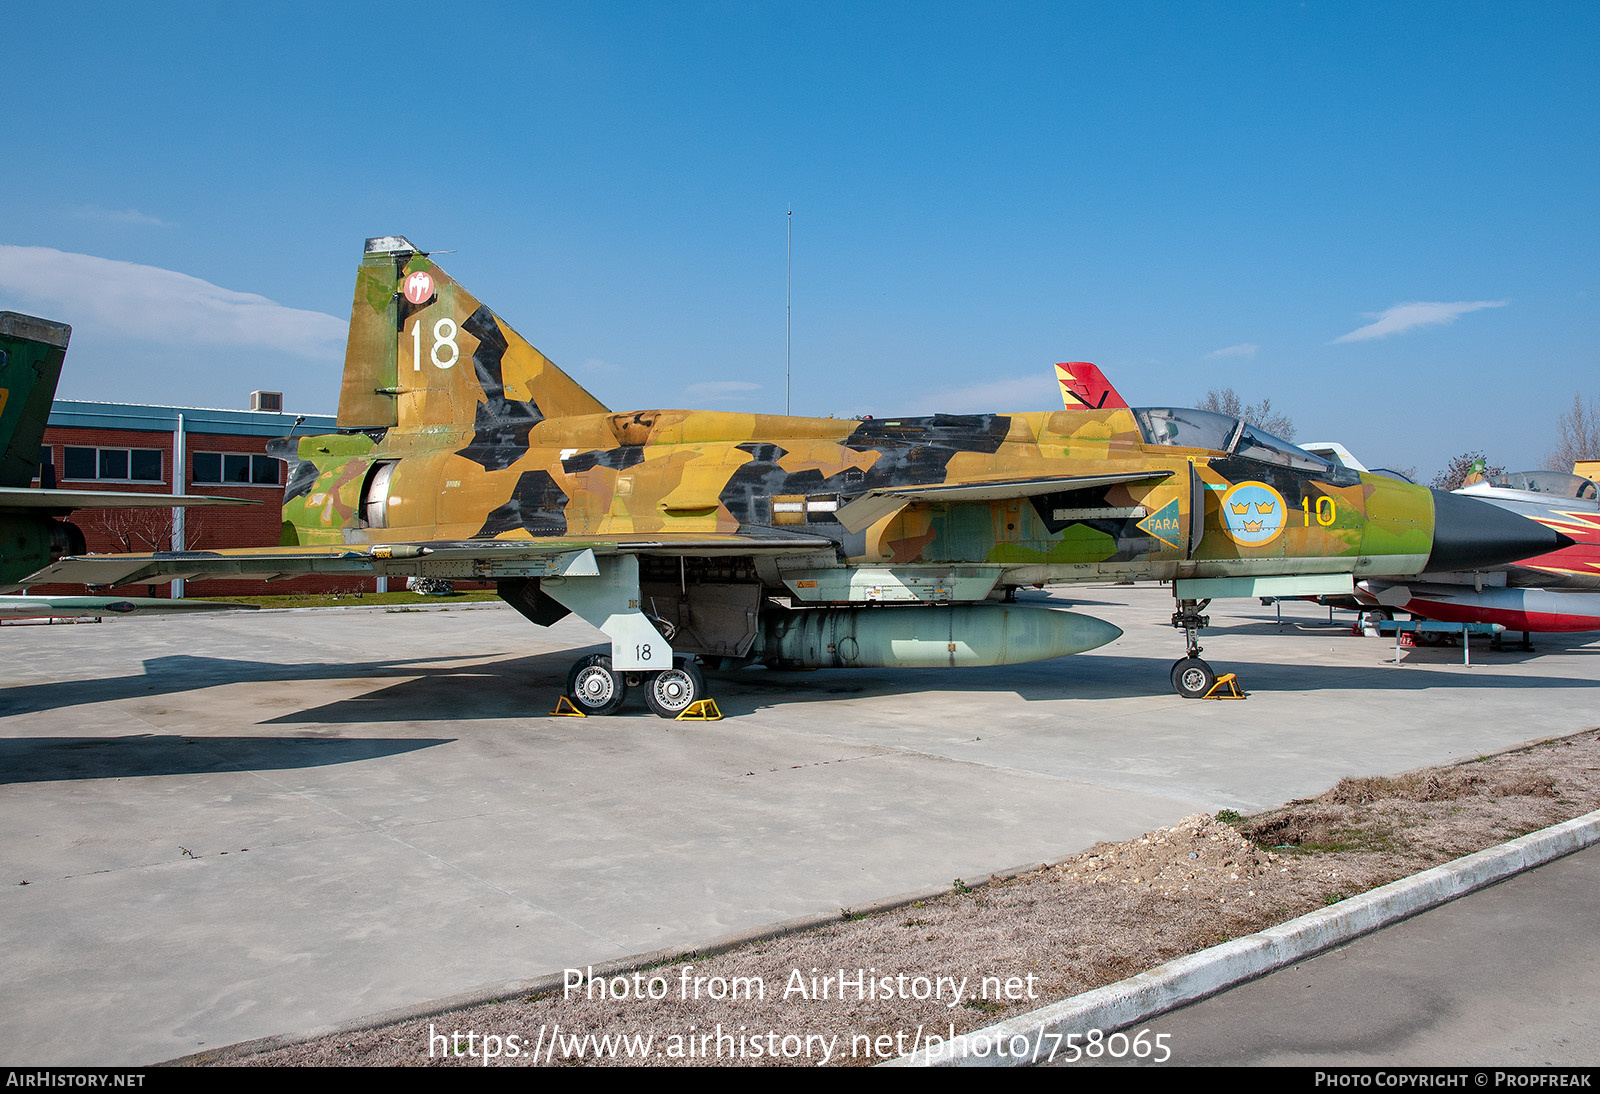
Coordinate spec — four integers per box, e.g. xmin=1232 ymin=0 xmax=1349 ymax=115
xmin=402 ymin=271 xmax=435 ymax=304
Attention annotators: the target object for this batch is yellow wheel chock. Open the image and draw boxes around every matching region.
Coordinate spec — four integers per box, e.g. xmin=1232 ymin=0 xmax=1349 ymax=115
xmin=550 ymin=695 xmax=588 ymax=717
xmin=674 ymin=699 xmax=723 ymax=721
xmin=1203 ymin=673 xmax=1246 ymax=699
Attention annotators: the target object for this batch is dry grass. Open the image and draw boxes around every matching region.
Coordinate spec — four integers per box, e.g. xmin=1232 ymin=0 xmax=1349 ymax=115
xmin=235 ymin=729 xmax=1600 ymax=1067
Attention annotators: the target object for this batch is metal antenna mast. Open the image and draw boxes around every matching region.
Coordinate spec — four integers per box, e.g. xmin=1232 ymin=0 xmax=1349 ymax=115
xmin=786 ymin=206 xmax=792 ymax=416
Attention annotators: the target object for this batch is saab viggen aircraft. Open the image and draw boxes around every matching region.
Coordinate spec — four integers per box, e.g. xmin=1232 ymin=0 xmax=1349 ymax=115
xmin=16 ymin=239 xmax=1567 ymax=708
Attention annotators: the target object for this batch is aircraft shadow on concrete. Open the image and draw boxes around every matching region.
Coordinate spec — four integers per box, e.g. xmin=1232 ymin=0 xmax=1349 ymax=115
xmin=0 ymin=734 xmax=449 ymax=785
xmin=263 ymin=641 xmax=1600 ymax=723
xmin=700 ymin=654 xmax=1600 ymax=714
xmin=1155 ymin=654 xmax=1600 ymax=694
xmin=0 ymin=652 xmax=477 ymax=718
xmin=260 ymin=645 xmax=1267 ymax=722
xmin=256 ymin=645 xmax=1139 ymax=723
xmin=1211 ymin=618 xmax=1600 ymax=661
xmin=259 ymin=650 xmax=574 ymax=724
xmin=11 ymin=644 xmax=1597 ymax=730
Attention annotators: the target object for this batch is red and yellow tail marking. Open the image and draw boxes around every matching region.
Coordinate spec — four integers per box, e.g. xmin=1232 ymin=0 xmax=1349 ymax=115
xmin=1055 ymin=362 xmax=1129 ymax=411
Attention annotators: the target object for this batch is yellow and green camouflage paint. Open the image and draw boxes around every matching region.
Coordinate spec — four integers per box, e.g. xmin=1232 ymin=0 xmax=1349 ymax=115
xmin=17 ymin=239 xmax=1576 ymax=710
xmin=266 ymin=240 xmax=1434 ymax=591
xmin=23 ymin=239 xmax=1526 ymax=709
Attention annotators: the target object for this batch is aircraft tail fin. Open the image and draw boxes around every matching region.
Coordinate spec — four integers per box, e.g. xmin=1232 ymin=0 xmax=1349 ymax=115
xmin=1055 ymin=362 xmax=1129 ymax=411
xmin=337 ymin=236 xmax=611 ymax=434
xmin=0 ymin=312 xmax=71 ymax=489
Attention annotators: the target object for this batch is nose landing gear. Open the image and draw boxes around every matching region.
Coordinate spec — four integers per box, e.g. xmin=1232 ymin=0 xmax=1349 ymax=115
xmin=1169 ymin=598 xmax=1218 ymax=699
xmin=1170 ymin=655 xmax=1217 ymax=699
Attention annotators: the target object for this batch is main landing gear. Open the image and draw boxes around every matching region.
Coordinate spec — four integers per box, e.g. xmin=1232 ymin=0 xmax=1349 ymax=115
xmin=564 ymin=655 xmax=708 ymax=718
xmin=537 ymin=556 xmax=718 ymax=719
xmin=1169 ymin=597 xmax=1218 ymax=699
xmin=566 ymin=654 xmax=628 ymax=716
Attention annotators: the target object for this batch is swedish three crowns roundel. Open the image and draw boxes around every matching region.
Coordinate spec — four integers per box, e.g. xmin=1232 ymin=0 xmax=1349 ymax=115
xmin=1220 ymin=480 xmax=1287 ymax=547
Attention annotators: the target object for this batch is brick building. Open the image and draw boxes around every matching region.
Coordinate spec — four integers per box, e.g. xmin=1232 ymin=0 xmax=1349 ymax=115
xmin=30 ymin=398 xmax=383 ymax=597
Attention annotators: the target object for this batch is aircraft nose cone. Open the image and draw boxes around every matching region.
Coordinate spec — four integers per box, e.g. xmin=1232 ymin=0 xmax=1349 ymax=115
xmin=1427 ymin=489 xmax=1575 ymax=572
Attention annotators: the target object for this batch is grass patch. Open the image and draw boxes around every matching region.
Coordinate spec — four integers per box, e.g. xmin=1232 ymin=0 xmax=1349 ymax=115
xmin=1240 ymin=812 xmax=1401 ymax=855
xmin=204 ymin=591 xmax=501 ymax=610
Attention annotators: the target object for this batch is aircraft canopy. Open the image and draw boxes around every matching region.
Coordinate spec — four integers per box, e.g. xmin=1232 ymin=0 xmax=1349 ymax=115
xmin=1134 ymin=407 xmax=1356 ymax=481
xmin=1486 ymin=471 xmax=1599 ymax=500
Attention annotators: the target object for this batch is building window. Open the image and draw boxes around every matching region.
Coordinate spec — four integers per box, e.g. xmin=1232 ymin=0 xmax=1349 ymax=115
xmin=63 ymin=446 xmax=163 ymax=482
xmin=192 ymin=452 xmax=280 ymax=486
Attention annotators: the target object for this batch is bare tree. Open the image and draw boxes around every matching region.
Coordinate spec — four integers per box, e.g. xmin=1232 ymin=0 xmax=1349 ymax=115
xmin=1431 ymin=451 xmax=1504 ymax=491
xmin=90 ymin=507 xmax=205 ymax=553
xmin=1197 ymin=387 xmax=1296 ymax=440
xmin=1544 ymin=394 xmax=1600 ymax=472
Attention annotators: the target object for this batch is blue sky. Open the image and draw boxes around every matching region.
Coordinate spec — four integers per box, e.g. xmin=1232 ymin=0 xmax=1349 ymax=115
xmin=2 ymin=1 xmax=1594 ymax=481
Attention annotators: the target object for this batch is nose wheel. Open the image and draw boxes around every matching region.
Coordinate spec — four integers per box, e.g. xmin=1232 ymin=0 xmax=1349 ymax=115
xmin=1170 ymin=597 xmax=1222 ymax=699
xmin=1170 ymin=657 xmax=1217 ymax=699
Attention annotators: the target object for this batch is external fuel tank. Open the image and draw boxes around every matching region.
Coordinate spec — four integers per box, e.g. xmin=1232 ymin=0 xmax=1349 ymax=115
xmin=750 ymin=602 xmax=1122 ymax=669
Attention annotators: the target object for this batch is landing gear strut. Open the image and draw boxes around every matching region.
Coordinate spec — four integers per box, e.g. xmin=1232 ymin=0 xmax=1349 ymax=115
xmin=1169 ymin=597 xmax=1217 ymax=699
xmin=545 ymin=555 xmax=717 ymax=717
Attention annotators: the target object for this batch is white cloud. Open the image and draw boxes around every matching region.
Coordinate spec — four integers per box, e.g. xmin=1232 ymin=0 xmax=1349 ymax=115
xmin=65 ymin=205 xmax=173 ymax=228
xmin=1205 ymin=343 xmax=1258 ymax=360
xmin=0 ymin=245 xmax=347 ymax=358
xmin=685 ymin=380 xmax=761 ymax=402
xmin=904 ymin=374 xmax=1057 ymax=415
xmin=1331 ymin=300 xmax=1507 ymax=344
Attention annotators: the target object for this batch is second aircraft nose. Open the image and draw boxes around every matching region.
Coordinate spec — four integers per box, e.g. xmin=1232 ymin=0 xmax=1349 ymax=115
xmin=1426 ymin=489 xmax=1575 ymax=572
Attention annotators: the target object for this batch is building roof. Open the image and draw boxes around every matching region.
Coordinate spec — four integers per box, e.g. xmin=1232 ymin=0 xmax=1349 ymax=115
xmin=47 ymin=401 xmax=337 ymax=439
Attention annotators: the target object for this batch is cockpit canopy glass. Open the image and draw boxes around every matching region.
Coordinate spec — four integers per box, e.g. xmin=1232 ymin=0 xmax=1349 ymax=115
xmin=1134 ymin=407 xmax=1240 ymax=452
xmin=1233 ymin=422 xmax=1325 ymax=472
xmin=1487 ymin=471 xmax=1599 ymax=500
xmin=1133 ymin=408 xmax=1357 ymax=482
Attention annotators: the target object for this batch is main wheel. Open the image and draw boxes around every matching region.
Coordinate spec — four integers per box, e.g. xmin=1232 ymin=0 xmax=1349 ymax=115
xmin=645 ymin=660 xmax=706 ymax=718
xmin=1171 ymin=657 xmax=1216 ymax=699
xmin=566 ymin=654 xmax=628 ymax=715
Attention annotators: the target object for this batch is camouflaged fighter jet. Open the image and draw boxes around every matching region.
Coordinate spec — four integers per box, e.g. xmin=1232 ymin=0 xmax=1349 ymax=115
xmin=18 ymin=238 xmax=1570 ymax=708
xmin=0 ymin=311 xmax=255 ymax=619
